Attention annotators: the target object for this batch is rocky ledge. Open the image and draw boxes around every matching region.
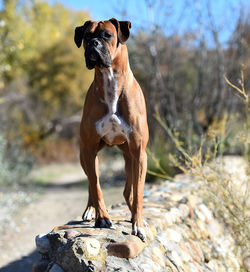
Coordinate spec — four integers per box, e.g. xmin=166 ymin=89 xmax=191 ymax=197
xmin=33 ymin=175 xmax=243 ymax=272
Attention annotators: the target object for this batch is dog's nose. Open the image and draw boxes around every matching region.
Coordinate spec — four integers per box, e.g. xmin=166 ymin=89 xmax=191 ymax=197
xmin=88 ymin=38 xmax=100 ymax=48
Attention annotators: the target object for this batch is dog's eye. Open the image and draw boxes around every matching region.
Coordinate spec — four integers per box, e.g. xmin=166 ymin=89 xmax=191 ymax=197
xmin=84 ymin=33 xmax=91 ymax=40
xmin=104 ymin=32 xmax=112 ymax=39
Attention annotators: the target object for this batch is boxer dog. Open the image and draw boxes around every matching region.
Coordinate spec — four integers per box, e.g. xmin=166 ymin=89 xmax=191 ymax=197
xmin=74 ymin=18 xmax=149 ymax=241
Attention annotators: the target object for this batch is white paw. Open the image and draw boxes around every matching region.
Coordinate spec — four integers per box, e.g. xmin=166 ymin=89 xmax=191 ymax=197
xmin=82 ymin=207 xmax=95 ymax=221
xmin=132 ymin=226 xmax=146 ymax=242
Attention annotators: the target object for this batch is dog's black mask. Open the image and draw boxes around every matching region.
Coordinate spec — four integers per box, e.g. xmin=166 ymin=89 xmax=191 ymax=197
xmin=84 ymin=39 xmax=112 ymax=70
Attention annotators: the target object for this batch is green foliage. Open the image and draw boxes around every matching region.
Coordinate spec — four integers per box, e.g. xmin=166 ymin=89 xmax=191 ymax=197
xmin=0 ymin=0 xmax=90 ymax=85
xmin=0 ymin=0 xmax=92 ymax=151
xmin=0 ymin=0 xmax=22 ymax=84
xmin=0 ymin=132 xmax=33 ymax=186
xmin=27 ymin=34 xmax=92 ymax=122
xmin=146 ymin=136 xmax=178 ymax=181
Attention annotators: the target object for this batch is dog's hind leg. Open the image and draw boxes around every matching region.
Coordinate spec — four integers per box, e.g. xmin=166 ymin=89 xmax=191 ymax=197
xmin=118 ymin=142 xmax=133 ymax=213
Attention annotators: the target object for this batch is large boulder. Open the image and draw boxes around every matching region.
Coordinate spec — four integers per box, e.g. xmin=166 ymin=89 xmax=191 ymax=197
xmin=33 ymin=179 xmax=242 ymax=272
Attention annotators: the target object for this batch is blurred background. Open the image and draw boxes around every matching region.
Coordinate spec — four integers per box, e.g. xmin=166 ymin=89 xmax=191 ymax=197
xmin=0 ymin=0 xmax=249 ymax=270
xmin=0 ymin=0 xmax=249 ymax=181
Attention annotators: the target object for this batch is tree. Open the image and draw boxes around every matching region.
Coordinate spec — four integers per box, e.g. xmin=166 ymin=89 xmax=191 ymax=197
xmin=0 ymin=0 xmax=92 ymax=150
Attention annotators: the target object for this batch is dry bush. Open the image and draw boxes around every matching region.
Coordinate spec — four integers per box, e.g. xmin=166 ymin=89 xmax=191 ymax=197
xmin=32 ymin=138 xmax=79 ymax=164
xmin=149 ymin=69 xmax=249 ymax=267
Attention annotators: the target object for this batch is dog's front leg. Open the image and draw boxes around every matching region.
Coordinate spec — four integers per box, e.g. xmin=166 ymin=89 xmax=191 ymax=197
xmin=81 ymin=153 xmax=95 ymax=221
xmin=80 ymin=149 xmax=112 ymax=228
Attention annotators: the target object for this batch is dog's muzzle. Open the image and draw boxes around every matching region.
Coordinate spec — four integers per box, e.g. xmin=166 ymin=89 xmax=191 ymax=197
xmin=85 ymin=38 xmax=112 ymax=70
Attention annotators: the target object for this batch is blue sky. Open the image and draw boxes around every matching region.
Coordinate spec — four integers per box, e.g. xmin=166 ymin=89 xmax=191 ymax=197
xmin=50 ymin=0 xmax=249 ymax=45
xmin=1 ymin=0 xmax=249 ymax=45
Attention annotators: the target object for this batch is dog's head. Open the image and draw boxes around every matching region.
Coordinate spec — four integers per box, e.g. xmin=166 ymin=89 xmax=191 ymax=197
xmin=74 ymin=18 xmax=131 ymax=70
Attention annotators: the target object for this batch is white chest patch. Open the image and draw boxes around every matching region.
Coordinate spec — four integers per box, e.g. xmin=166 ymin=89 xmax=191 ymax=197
xmin=96 ymin=68 xmax=132 ymax=143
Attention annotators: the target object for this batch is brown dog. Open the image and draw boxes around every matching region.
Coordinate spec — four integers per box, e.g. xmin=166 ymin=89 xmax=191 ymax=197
xmin=74 ymin=18 xmax=149 ymax=241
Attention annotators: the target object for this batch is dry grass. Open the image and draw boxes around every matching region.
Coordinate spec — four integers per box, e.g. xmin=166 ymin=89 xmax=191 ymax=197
xmin=150 ymin=68 xmax=250 ymax=269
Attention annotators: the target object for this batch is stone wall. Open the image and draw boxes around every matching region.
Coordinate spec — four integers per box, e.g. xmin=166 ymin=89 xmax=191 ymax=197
xmin=33 ymin=175 xmax=243 ymax=272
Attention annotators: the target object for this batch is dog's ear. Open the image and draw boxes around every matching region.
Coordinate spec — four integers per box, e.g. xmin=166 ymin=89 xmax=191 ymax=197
xmin=109 ymin=18 xmax=131 ymax=44
xmin=74 ymin=20 xmax=92 ymax=48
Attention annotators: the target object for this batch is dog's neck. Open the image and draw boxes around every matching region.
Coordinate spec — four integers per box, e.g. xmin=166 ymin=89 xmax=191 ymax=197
xmin=99 ymin=67 xmax=118 ymax=114
xmin=94 ymin=45 xmax=132 ymax=99
xmin=111 ymin=44 xmax=130 ymax=74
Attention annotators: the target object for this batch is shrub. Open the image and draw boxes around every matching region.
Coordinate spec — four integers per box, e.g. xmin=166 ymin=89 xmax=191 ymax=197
xmin=148 ymin=69 xmax=249 ymax=267
xmin=0 ymin=132 xmax=33 ymax=186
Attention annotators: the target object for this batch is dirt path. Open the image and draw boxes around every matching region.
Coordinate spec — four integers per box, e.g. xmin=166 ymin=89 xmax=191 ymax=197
xmin=0 ymin=156 xmax=247 ymax=272
xmin=0 ymin=160 xmax=125 ymax=272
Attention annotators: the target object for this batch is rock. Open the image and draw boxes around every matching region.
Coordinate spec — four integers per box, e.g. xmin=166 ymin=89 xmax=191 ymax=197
xmin=198 ymin=204 xmax=213 ymax=222
xmin=178 ymin=246 xmax=191 ymax=262
xmin=186 ymin=240 xmax=202 ymax=263
xmin=188 ymin=202 xmax=195 ymax=219
xmin=226 ymin=256 xmax=240 ymax=272
xmin=207 ymin=218 xmax=223 ymax=237
xmin=169 ymin=193 xmax=185 ymax=202
xmin=33 ymin=173 xmax=242 ymax=271
xmin=196 ymin=219 xmax=209 ymax=238
xmin=170 ymin=207 xmax=182 ymax=223
xmin=188 ymin=195 xmax=202 ymax=207
xmin=165 ymin=228 xmax=181 ymax=243
xmin=64 ymin=229 xmax=80 ymax=239
xmin=164 ymin=211 xmax=173 ymax=225
xmin=178 ymin=203 xmax=190 ymax=218
xmin=49 ymin=264 xmax=65 ymax=272
xmin=243 ymin=255 xmax=250 ymax=272
xmin=157 ymin=233 xmax=170 ymax=249
xmin=146 ymin=225 xmax=156 ymax=241
xmin=206 ymin=259 xmax=219 ymax=271
xmin=32 ymin=259 xmax=50 ymax=272
xmin=195 ymin=208 xmax=206 ymax=221
xmin=171 ymin=250 xmax=184 ymax=268
xmin=140 ymin=261 xmax=158 ymax=272
xmin=165 ymin=257 xmax=179 ymax=272
xmin=107 ymin=241 xmax=138 ymax=258
xmin=187 ymin=262 xmax=198 ymax=272
xmin=143 ymin=207 xmax=161 ymax=213
xmin=35 ymin=234 xmax=50 ymax=254
xmin=152 ymin=247 xmax=165 ymax=267
xmin=83 ymin=238 xmax=100 ymax=259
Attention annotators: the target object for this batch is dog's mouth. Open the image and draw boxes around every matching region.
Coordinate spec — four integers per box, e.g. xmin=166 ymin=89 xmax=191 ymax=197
xmin=89 ymin=51 xmax=98 ymax=61
xmin=85 ymin=46 xmax=112 ymax=70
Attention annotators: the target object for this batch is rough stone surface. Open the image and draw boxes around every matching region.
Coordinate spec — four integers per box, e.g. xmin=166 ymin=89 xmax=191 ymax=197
xmin=33 ymin=176 xmax=243 ymax=272
xmin=35 ymin=234 xmax=50 ymax=254
xmin=49 ymin=263 xmax=65 ymax=272
xmin=32 ymin=259 xmax=50 ymax=272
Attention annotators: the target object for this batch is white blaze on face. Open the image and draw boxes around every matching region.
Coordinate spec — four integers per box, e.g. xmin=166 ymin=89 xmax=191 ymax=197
xmin=96 ymin=68 xmax=132 ymax=143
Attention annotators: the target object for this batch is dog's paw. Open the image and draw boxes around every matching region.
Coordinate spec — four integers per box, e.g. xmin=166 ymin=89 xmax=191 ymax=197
xmin=132 ymin=225 xmax=146 ymax=242
xmin=82 ymin=206 xmax=95 ymax=221
xmin=95 ymin=217 xmax=112 ymax=228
